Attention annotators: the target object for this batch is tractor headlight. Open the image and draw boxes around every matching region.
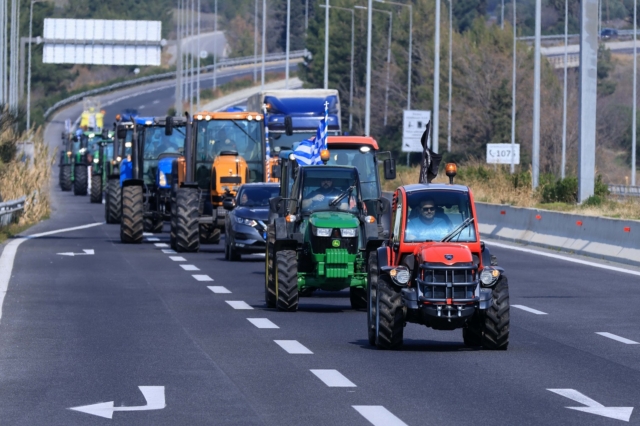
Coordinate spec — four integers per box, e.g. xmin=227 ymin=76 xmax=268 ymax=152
xmin=389 ymin=266 xmax=410 ymax=286
xmin=480 ymin=268 xmax=500 ymax=287
xmin=236 ymin=217 xmax=257 ymax=227
xmin=314 ymin=227 xmax=332 ymax=237
xmin=340 ymin=228 xmax=356 ymax=238
xmin=158 ymin=171 xmax=167 ymax=187
xmin=93 ymin=158 xmax=99 ymax=164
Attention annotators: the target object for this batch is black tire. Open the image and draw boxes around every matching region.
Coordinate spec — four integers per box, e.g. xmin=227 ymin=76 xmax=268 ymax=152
xmin=170 ymin=196 xmax=177 ymax=250
xmin=367 ymin=252 xmax=378 ymax=345
xmin=482 ymin=275 xmax=510 ymax=350
xmin=120 ymin=185 xmax=144 ymax=244
xmin=226 ymin=237 xmax=241 ymax=261
xmin=200 ymin=224 xmax=221 ymax=244
xmin=105 ymin=179 xmax=121 ymax=224
xmin=463 ymin=313 xmax=483 ymax=347
xmin=276 ymin=250 xmax=298 ymax=312
xmin=60 ymin=165 xmax=72 ymax=191
xmin=90 ymin=175 xmax=102 ymax=203
xmin=73 ymin=165 xmax=88 ymax=196
xmin=264 ymin=243 xmax=276 ymax=308
xmin=350 ymin=287 xmax=367 ymax=310
xmin=144 ymin=216 xmax=164 ymax=233
xmin=375 ymin=275 xmax=404 ymax=349
xmin=175 ymin=188 xmax=200 ymax=253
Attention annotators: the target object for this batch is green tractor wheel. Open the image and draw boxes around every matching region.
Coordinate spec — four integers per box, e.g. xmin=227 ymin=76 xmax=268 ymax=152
xmin=73 ymin=165 xmax=88 ymax=196
xmin=265 ymin=244 xmax=276 ymax=308
xmin=276 ymin=250 xmax=298 ymax=312
xmin=90 ymin=175 xmax=102 ymax=203
xmin=105 ymin=179 xmax=121 ymax=224
xmin=60 ymin=165 xmax=72 ymax=191
xmin=120 ymin=185 xmax=144 ymax=244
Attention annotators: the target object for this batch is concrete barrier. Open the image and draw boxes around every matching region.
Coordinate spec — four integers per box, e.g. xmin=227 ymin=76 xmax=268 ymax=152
xmin=475 ymin=203 xmax=640 ymax=267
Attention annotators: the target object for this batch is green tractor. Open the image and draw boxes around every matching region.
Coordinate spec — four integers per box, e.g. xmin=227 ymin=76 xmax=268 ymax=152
xmin=89 ymin=131 xmax=114 ymax=203
xmin=58 ymin=131 xmax=74 ymax=191
xmin=104 ymin=119 xmax=134 ymax=224
xmin=265 ymin=165 xmax=384 ymax=311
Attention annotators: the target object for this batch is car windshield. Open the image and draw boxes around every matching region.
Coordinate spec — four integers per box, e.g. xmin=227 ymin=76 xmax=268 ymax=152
xmin=404 ymin=190 xmax=477 ymax=243
xmin=300 ymin=168 xmax=360 ymax=214
xmin=143 ymin=126 xmax=186 ymax=160
xmin=237 ymin=186 xmax=280 ymax=207
xmin=325 ymin=148 xmax=379 ymax=200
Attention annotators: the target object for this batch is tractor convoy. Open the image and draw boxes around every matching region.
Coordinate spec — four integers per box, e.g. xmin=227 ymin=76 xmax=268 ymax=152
xmin=64 ymin=88 xmax=509 ymax=352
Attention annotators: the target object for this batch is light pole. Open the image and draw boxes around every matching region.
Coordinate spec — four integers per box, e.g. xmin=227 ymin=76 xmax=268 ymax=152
xmin=365 ymin=0 xmax=372 ymax=136
xmin=321 ymin=4 xmax=354 ymax=131
xmin=27 ymin=0 xmax=43 ymax=132
xmin=447 ymin=0 xmax=452 ymax=152
xmin=213 ymin=0 xmax=218 ymax=93
xmin=286 ymin=0 xmax=290 ymax=88
xmin=261 ymin=0 xmax=266 ymax=89
xmin=510 ymin=0 xmax=516 ymax=173
xmin=433 ymin=0 xmax=441 ymax=153
xmin=633 ymin=0 xmax=637 ymax=185
xmin=532 ymin=0 xmax=541 ymax=189
xmin=355 ymin=5 xmax=392 ymax=126
xmin=561 ymin=0 xmax=568 ymax=178
xmin=175 ymin=0 xmax=183 ymax=115
xmin=197 ymin=0 xmax=201 ymax=109
xmin=254 ymin=0 xmax=258 ymax=82
xmin=324 ymin=0 xmax=329 ymax=89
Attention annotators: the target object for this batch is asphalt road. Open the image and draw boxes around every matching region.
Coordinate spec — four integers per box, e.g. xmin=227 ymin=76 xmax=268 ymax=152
xmin=1 ymin=75 xmax=639 ymax=425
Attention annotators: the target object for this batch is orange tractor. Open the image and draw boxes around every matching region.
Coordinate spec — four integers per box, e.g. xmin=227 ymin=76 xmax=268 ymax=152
xmin=170 ymin=111 xmax=266 ymax=252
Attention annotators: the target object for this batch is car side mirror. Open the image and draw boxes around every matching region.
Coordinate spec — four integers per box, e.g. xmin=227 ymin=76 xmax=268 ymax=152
xmin=383 ymin=158 xmax=396 ymax=180
xmin=272 ymin=164 xmax=282 ymax=179
xmin=222 ymin=198 xmax=236 ymax=210
xmin=284 ymin=116 xmax=293 ymax=136
xmin=101 ymin=128 xmax=109 ymax=140
xmin=165 ymin=116 xmax=173 ymax=136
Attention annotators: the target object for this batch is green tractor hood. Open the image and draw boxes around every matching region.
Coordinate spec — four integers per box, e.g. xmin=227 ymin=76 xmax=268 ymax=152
xmin=309 ymin=211 xmax=359 ymax=229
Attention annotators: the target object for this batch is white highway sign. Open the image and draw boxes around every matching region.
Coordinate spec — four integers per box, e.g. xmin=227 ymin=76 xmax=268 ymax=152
xmin=486 ymin=143 xmax=520 ymax=164
xmin=402 ymin=110 xmax=431 ymax=152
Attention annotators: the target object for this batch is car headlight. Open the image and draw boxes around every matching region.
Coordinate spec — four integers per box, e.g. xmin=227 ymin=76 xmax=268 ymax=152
xmin=158 ymin=171 xmax=167 ymax=187
xmin=340 ymin=228 xmax=356 ymax=238
xmin=235 ymin=217 xmax=257 ymax=227
xmin=315 ymin=227 xmax=332 ymax=237
xmin=480 ymin=268 xmax=500 ymax=287
xmin=389 ymin=266 xmax=410 ymax=286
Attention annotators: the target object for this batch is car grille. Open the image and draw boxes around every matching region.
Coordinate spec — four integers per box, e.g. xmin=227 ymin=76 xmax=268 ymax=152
xmin=417 ymin=262 xmax=478 ymax=303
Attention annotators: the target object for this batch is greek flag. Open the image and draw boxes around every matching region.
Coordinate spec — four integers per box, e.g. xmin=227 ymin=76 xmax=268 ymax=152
xmin=293 ymin=117 xmax=327 ymax=166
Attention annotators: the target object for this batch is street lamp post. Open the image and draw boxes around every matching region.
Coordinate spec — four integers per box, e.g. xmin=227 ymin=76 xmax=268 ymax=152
xmin=197 ymin=0 xmax=201 ymax=109
xmin=26 ymin=0 xmax=43 ymax=132
xmin=433 ymin=0 xmax=441 ymax=153
xmin=365 ymin=0 xmax=372 ymax=136
xmin=447 ymin=0 xmax=452 ymax=152
xmin=320 ymin=4 xmax=355 ymax=131
xmin=510 ymin=0 xmax=516 ymax=173
xmin=633 ymin=0 xmax=637 ymax=185
xmin=213 ymin=0 xmax=218 ymax=93
xmin=261 ymin=0 xmax=266 ymax=89
xmin=286 ymin=0 xmax=290 ymax=88
xmin=561 ymin=0 xmax=568 ymax=179
xmin=254 ymin=0 xmax=258 ymax=82
xmin=324 ymin=0 xmax=329 ymax=89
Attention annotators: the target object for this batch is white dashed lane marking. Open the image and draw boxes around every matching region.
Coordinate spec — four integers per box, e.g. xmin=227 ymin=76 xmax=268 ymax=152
xmin=143 ymin=232 xmax=153 ymax=236
xmin=155 ymin=243 xmax=169 ymax=248
xmin=595 ymin=332 xmax=639 ymax=344
xmin=352 ymin=406 xmax=408 ymax=426
xmin=192 ymin=274 xmax=213 ymax=282
xmin=226 ymin=301 xmax=253 ymax=310
xmin=169 ymin=256 xmax=186 ymax=261
xmin=207 ymin=286 xmax=231 ymax=294
xmin=247 ymin=318 xmax=279 ymax=328
xmin=512 ymin=305 xmax=548 ymax=315
xmin=310 ymin=369 xmax=355 ymax=387
xmin=180 ymin=265 xmax=200 ymax=271
xmin=275 ymin=340 xmax=313 ymax=354
xmin=146 ymin=237 xmax=160 ymax=242
xmin=161 ymin=249 xmax=177 ymax=254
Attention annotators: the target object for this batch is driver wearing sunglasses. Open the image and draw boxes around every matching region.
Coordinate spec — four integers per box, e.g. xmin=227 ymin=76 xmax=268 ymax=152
xmin=405 ymin=198 xmax=451 ymax=242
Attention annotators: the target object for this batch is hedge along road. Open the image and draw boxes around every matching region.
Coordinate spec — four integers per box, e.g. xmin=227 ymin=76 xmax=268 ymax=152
xmin=0 ymin=72 xmax=639 ymax=424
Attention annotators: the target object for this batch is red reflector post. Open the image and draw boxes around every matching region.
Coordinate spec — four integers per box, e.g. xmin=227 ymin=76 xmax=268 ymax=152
xmin=624 ymin=227 xmax=631 ymax=233
xmin=576 ymin=221 xmax=583 ymax=226
xmin=535 ymin=215 xmax=542 ymax=220
xmin=500 ymin=210 xmax=506 ymax=215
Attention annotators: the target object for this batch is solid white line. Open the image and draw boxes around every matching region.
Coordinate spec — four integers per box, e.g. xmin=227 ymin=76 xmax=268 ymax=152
xmin=352 ymin=406 xmax=408 ymax=426
xmin=207 ymin=286 xmax=231 ymax=294
xmin=161 ymin=249 xmax=177 ymax=254
xmin=512 ymin=304 xmax=548 ymax=315
xmin=169 ymin=256 xmax=186 ymax=261
xmin=0 ymin=222 xmax=104 ymax=324
xmin=487 ymin=241 xmax=640 ymax=278
xmin=226 ymin=301 xmax=253 ymax=310
xmin=596 ymin=332 xmax=639 ymax=344
xmin=180 ymin=265 xmax=200 ymax=271
xmin=310 ymin=369 xmax=355 ymax=387
xmin=247 ymin=318 xmax=279 ymax=328
xmin=192 ymin=274 xmax=213 ymax=282
xmin=154 ymin=243 xmax=169 ymax=248
xmin=146 ymin=237 xmax=160 ymax=242
xmin=275 ymin=340 xmax=313 ymax=354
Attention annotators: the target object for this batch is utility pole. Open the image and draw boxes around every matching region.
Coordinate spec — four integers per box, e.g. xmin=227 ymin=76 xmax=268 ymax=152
xmin=510 ymin=0 xmax=516 ymax=173
xmin=213 ymin=0 xmax=218 ymax=93
xmin=561 ymin=0 xmax=568 ymax=179
xmin=197 ymin=0 xmax=201 ymax=109
xmin=324 ymin=0 xmax=329 ymax=89
xmin=633 ymin=0 xmax=637 ymax=185
xmin=175 ymin=0 xmax=183 ymax=115
xmin=365 ymin=0 xmax=372 ymax=135
xmin=501 ymin=0 xmax=504 ymax=29
xmin=254 ymin=0 xmax=258 ymax=82
xmin=190 ymin=0 xmax=195 ymax=114
xmin=532 ymin=0 xmax=541 ymax=189
xmin=432 ymin=0 xmax=441 ymax=153
xmin=447 ymin=0 xmax=452 ymax=152
xmin=285 ymin=0 xmax=290 ymax=88
xmin=9 ymin=0 xmax=19 ymax=113
xmin=261 ymin=0 xmax=266 ymax=89
xmin=383 ymin=10 xmax=392 ymax=126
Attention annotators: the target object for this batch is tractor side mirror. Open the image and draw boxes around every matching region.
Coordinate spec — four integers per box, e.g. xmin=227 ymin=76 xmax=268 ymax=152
xmin=383 ymin=158 xmax=396 ymax=180
xmin=165 ymin=116 xmax=173 ymax=136
xmin=101 ymin=128 xmax=109 ymax=140
xmin=222 ymin=198 xmax=236 ymax=211
xmin=272 ymin=164 xmax=282 ymax=179
xmin=284 ymin=116 xmax=293 ymax=136
xmin=480 ymin=241 xmax=485 ymax=252
xmin=117 ymin=128 xmax=127 ymax=139
xmin=269 ymin=196 xmax=283 ymax=214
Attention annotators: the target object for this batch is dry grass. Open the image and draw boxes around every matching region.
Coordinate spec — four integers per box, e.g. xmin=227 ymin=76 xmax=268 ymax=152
xmin=0 ymin=127 xmax=53 ymax=225
xmin=382 ymin=162 xmax=640 ymax=221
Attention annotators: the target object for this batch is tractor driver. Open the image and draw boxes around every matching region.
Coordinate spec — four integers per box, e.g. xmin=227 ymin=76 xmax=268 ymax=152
xmin=405 ymin=198 xmax=452 ymax=242
xmin=214 ymin=128 xmax=238 ymax=154
xmin=302 ymin=177 xmax=355 ymax=211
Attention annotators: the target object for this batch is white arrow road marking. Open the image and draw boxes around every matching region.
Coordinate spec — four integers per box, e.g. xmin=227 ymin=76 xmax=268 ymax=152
xmin=180 ymin=265 xmax=199 ymax=271
xmin=512 ymin=305 xmax=548 ymax=315
xmin=596 ymin=332 xmax=639 ymax=345
xmin=353 ymin=406 xmax=408 ymax=426
xmin=207 ymin=286 xmax=231 ymax=294
xmin=275 ymin=340 xmax=312 ymax=354
xmin=311 ymin=370 xmax=356 ymax=387
xmin=548 ymin=389 xmax=634 ymax=422
xmin=69 ymin=386 xmax=165 ymax=419
xmin=247 ymin=318 xmax=279 ymax=329
xmin=161 ymin=249 xmax=177 ymax=254
xmin=192 ymin=274 xmax=213 ymax=282
xmin=226 ymin=301 xmax=253 ymax=310
xmin=57 ymin=249 xmax=95 ymax=257
xmin=169 ymin=256 xmax=186 ymax=262
xmin=154 ymin=243 xmax=169 ymax=248
xmin=153 ymin=100 xmax=160 ymax=104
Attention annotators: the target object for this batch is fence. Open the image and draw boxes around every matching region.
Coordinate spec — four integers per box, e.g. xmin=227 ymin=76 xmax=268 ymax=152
xmin=0 ymin=196 xmax=26 ymax=227
xmin=43 ymin=49 xmax=307 ymax=119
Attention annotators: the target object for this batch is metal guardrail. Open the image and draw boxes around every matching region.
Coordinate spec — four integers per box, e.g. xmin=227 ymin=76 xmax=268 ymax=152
xmin=608 ymin=184 xmax=640 ymax=197
xmin=517 ymin=30 xmax=635 ymax=42
xmin=43 ymin=49 xmax=307 ymax=119
xmin=0 ymin=196 xmax=26 ymax=227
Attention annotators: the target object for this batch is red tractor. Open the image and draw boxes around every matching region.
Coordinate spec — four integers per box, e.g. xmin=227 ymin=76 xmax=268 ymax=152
xmin=368 ymin=164 xmax=509 ymax=350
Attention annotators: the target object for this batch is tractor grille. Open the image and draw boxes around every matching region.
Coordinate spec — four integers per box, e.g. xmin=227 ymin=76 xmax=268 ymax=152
xmin=417 ymin=262 xmax=478 ymax=303
xmin=310 ymin=236 xmax=358 ymax=255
